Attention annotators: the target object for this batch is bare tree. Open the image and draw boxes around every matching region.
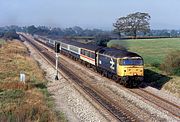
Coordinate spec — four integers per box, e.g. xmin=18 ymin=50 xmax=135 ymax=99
xmin=114 ymin=12 xmax=151 ymax=38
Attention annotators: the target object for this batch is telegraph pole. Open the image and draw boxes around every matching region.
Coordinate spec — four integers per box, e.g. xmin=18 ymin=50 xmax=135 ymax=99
xmin=55 ymin=42 xmax=60 ymax=80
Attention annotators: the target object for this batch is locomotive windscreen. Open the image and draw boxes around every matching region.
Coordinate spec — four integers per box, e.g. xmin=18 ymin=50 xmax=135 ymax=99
xmin=121 ymin=59 xmax=143 ymax=65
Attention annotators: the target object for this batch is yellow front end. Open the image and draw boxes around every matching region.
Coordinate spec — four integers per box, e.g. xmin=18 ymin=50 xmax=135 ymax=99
xmin=117 ymin=58 xmax=144 ymax=77
xmin=117 ymin=66 xmax=144 ymax=77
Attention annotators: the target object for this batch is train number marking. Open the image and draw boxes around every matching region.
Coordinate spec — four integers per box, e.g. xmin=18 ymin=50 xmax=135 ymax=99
xmin=110 ymin=58 xmax=115 ymax=70
xmin=99 ymin=60 xmax=102 ymax=64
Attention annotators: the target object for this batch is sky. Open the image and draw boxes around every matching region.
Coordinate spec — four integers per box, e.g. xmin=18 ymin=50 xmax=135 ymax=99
xmin=0 ymin=0 xmax=180 ymax=30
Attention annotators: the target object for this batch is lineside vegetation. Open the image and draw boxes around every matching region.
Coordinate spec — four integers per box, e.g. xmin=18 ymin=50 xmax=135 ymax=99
xmin=108 ymin=38 xmax=180 ymax=97
xmin=0 ymin=40 xmax=66 ymax=122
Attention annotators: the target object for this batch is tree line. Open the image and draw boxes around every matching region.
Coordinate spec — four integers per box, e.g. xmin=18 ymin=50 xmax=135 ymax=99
xmin=1 ymin=25 xmax=180 ymax=39
xmin=17 ymin=25 xmax=109 ymax=37
xmin=1 ymin=12 xmax=180 ymax=40
xmin=0 ymin=28 xmax=19 ymax=40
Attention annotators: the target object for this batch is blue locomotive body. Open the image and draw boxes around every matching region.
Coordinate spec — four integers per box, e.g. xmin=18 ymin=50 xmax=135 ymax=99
xmin=97 ymin=54 xmax=117 ymax=74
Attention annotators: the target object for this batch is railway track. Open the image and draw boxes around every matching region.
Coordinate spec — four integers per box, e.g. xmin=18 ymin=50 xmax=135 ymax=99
xmin=20 ymin=34 xmax=140 ymax=122
xmin=57 ymin=49 xmax=180 ymax=119
xmin=130 ymin=88 xmax=180 ymax=119
xmin=21 ymin=34 xmax=180 ymax=121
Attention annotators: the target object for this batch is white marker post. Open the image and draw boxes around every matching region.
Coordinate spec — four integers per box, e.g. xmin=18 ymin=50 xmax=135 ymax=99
xmin=20 ymin=72 xmax=26 ymax=83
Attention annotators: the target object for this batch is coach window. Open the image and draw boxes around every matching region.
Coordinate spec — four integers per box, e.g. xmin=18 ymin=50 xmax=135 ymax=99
xmin=70 ymin=46 xmax=78 ymax=53
xmin=85 ymin=50 xmax=88 ymax=56
xmin=62 ymin=43 xmax=68 ymax=49
xmin=88 ymin=51 xmax=91 ymax=57
xmin=81 ymin=49 xmax=84 ymax=55
xmin=90 ymin=52 xmax=95 ymax=59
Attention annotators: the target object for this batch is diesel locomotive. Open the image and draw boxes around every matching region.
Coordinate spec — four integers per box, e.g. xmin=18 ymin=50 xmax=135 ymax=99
xmin=35 ymin=36 xmax=144 ymax=87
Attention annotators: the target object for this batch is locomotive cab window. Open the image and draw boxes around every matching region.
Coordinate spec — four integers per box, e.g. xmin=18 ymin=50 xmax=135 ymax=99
xmin=119 ymin=59 xmax=143 ymax=65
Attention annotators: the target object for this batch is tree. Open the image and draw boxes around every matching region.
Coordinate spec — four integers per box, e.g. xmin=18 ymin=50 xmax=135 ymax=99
xmin=114 ymin=12 xmax=151 ymax=38
xmin=3 ymin=29 xmax=20 ymax=40
xmin=72 ymin=26 xmax=84 ymax=36
xmin=63 ymin=28 xmax=76 ymax=36
xmin=27 ymin=25 xmax=37 ymax=35
xmin=48 ymin=28 xmax=64 ymax=36
xmin=113 ymin=17 xmax=127 ymax=39
xmin=36 ymin=26 xmax=50 ymax=35
xmin=95 ymin=34 xmax=111 ymax=47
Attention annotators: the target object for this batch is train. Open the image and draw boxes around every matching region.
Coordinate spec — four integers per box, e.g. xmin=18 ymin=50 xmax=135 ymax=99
xmin=34 ymin=35 xmax=144 ymax=87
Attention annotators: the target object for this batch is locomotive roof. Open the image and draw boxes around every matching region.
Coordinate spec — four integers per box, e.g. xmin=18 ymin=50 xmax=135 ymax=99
xmin=58 ymin=40 xmax=102 ymax=51
xmin=99 ymin=47 xmax=142 ymax=59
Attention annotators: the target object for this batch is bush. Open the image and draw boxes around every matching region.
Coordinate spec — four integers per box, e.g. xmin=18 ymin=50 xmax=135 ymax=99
xmin=151 ymin=62 xmax=160 ymax=68
xmin=95 ymin=34 xmax=111 ymax=47
xmin=3 ymin=29 xmax=20 ymax=40
xmin=173 ymin=67 xmax=180 ymax=76
xmin=161 ymin=50 xmax=180 ymax=76
xmin=109 ymin=43 xmax=127 ymax=51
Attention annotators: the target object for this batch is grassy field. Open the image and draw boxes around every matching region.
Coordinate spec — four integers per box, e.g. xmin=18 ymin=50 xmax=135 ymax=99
xmin=108 ymin=38 xmax=180 ymax=97
xmin=0 ymin=40 xmax=66 ymax=122
xmin=108 ymin=38 xmax=180 ymax=65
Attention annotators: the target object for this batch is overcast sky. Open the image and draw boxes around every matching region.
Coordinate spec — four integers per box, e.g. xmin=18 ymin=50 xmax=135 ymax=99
xmin=0 ymin=0 xmax=180 ymax=30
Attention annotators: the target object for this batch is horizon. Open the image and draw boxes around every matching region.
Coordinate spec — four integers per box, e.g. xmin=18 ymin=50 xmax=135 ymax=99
xmin=1 ymin=25 xmax=180 ymax=31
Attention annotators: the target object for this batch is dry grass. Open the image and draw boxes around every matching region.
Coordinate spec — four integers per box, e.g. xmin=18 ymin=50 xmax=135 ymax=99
xmin=163 ymin=77 xmax=180 ymax=98
xmin=0 ymin=40 xmax=66 ymax=122
xmin=0 ymin=40 xmax=45 ymax=83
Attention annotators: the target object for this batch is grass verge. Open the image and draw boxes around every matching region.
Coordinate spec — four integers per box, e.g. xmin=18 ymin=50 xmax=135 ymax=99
xmin=0 ymin=39 xmax=67 ymax=122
